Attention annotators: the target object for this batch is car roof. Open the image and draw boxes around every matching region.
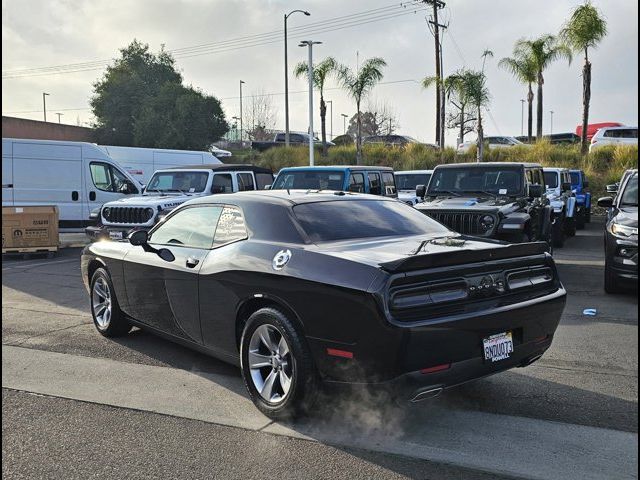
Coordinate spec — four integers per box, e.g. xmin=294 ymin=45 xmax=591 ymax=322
xmin=163 ymin=164 xmax=273 ymax=174
xmin=277 ymin=165 xmax=393 ymax=172
xmin=543 ymin=167 xmax=570 ymax=172
xmin=186 ymin=189 xmax=394 ymax=207
xmin=394 ymin=170 xmax=434 ymax=174
xmin=598 ymin=126 xmax=637 ymax=131
xmin=433 ymin=162 xmax=541 ymax=169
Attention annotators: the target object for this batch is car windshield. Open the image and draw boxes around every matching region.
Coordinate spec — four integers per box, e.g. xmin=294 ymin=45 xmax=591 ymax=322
xmin=570 ymin=172 xmax=581 ymax=185
xmin=146 ymin=171 xmax=208 ymax=193
xmin=544 ymin=172 xmax=560 ymax=189
xmin=427 ymin=166 xmax=523 ymax=196
xmin=395 ymin=174 xmax=432 ymax=190
xmin=293 ymin=199 xmax=449 ymax=243
xmin=272 ymin=171 xmax=345 ymax=191
xmin=620 ymin=174 xmax=638 ymax=206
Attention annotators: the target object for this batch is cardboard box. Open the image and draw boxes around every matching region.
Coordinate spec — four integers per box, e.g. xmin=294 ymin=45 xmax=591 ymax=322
xmin=2 ymin=206 xmax=59 ymax=251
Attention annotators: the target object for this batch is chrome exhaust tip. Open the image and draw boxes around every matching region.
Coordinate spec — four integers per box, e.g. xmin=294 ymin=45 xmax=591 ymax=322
xmin=410 ymin=387 xmax=444 ymax=402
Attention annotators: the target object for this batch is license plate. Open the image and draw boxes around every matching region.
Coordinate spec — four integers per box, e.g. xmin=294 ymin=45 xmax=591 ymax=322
xmin=109 ymin=231 xmax=124 ymax=240
xmin=483 ymin=331 xmax=514 ymax=362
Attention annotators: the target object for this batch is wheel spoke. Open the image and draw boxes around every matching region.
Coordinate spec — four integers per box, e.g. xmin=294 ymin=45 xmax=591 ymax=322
xmin=249 ymin=350 xmax=272 ymax=369
xmin=277 ymin=336 xmax=289 ymax=357
xmin=258 ymin=326 xmax=277 ymax=352
xmin=261 ymin=370 xmax=277 ymax=400
xmin=94 ymin=302 xmax=107 ymax=317
xmin=279 ymin=370 xmax=291 ymax=395
xmin=94 ymin=282 xmax=109 ymax=300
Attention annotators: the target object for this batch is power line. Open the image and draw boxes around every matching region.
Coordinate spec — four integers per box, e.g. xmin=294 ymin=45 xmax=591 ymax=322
xmin=3 ymin=2 xmax=423 ymax=78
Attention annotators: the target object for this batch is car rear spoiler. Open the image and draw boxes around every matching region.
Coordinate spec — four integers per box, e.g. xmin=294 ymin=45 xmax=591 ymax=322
xmin=379 ymin=241 xmax=550 ymax=273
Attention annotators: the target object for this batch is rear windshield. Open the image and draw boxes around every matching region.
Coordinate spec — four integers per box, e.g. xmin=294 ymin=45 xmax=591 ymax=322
xmin=544 ymin=172 xmax=559 ymax=189
xmin=395 ymin=173 xmax=432 ymax=190
xmin=292 ymin=199 xmax=449 ymax=243
xmin=272 ymin=171 xmax=345 ymax=191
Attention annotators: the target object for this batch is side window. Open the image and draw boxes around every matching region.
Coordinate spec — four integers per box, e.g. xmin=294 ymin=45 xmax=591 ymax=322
xmin=237 ymin=172 xmax=256 ymax=191
xmin=213 ymin=206 xmax=247 ymax=247
xmin=349 ymin=172 xmax=365 ymax=193
xmin=111 ymin=166 xmax=135 ymax=193
xmin=381 ymin=172 xmax=396 ymax=196
xmin=368 ymin=172 xmax=382 ymax=195
xmin=603 ymin=129 xmax=616 ymax=138
xmin=255 ymin=173 xmax=274 ymax=190
xmin=525 ymin=169 xmax=534 ymax=185
xmin=275 ymin=133 xmax=285 ymax=142
xmin=212 ymin=173 xmax=233 ymax=194
xmin=150 ymin=206 xmax=222 ymax=249
xmin=90 ymin=163 xmax=113 ymax=191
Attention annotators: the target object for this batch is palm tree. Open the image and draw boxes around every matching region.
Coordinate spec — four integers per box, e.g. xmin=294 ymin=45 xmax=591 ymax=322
xmin=294 ymin=57 xmax=338 ymax=156
xmin=514 ymin=35 xmax=572 ymax=139
xmin=499 ymin=53 xmax=537 ymax=142
xmin=336 ymin=57 xmax=386 ymax=164
xmin=463 ymin=70 xmax=491 ymax=162
xmin=561 ymin=2 xmax=608 ymax=154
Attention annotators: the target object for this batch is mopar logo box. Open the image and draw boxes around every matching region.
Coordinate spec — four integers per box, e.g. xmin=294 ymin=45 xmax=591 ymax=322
xmin=2 ymin=206 xmax=59 ymax=252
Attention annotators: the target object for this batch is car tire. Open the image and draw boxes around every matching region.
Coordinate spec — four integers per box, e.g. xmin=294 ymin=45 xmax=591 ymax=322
xmin=240 ymin=307 xmax=318 ymax=420
xmin=576 ymin=210 xmax=586 ymax=230
xmin=90 ymin=268 xmax=132 ymax=337
xmin=566 ymin=217 xmax=577 ymax=237
xmin=552 ymin=217 xmax=566 ymax=248
xmin=604 ymin=262 xmax=623 ymax=294
xmin=585 ymin=208 xmax=592 ymax=223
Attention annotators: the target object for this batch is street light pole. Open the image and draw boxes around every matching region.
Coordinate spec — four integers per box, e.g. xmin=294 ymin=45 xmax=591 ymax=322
xmin=299 ymin=40 xmax=322 ymax=166
xmin=239 ymin=80 xmax=245 ymax=144
xmin=550 ymin=110 xmax=554 ymax=136
xmin=232 ymin=116 xmax=240 ymax=141
xmin=326 ymin=100 xmax=333 ymax=139
xmin=520 ymin=99 xmax=525 ymax=137
xmin=42 ymin=92 xmax=49 ymax=122
xmin=341 ymin=113 xmax=348 ymax=135
xmin=284 ymin=10 xmax=310 ymax=147
xmin=55 ymin=113 xmax=63 ymax=124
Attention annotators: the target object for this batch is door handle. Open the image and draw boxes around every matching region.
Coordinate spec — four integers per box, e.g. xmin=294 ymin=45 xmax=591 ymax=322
xmin=89 ymin=191 xmax=96 ymax=201
xmin=72 ymin=191 xmax=79 ymax=201
xmin=186 ymin=256 xmax=200 ymax=268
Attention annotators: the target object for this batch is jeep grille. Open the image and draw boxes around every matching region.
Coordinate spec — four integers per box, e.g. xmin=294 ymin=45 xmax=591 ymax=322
xmin=102 ymin=207 xmax=154 ymax=225
xmin=423 ymin=211 xmax=496 ymax=236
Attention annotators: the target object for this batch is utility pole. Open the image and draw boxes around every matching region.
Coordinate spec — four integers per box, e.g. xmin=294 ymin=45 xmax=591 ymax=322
xmin=424 ymin=0 xmax=446 ymax=147
xmin=326 ymin=100 xmax=333 ymax=139
xmin=232 ymin=116 xmax=240 ymax=141
xmin=239 ymin=80 xmax=245 ymax=144
xmin=55 ymin=113 xmax=63 ymax=124
xmin=341 ymin=113 xmax=348 ymax=135
xmin=550 ymin=110 xmax=554 ymax=136
xmin=299 ymin=40 xmax=322 ymax=166
xmin=284 ymin=10 xmax=310 ymax=147
xmin=42 ymin=92 xmax=50 ymax=122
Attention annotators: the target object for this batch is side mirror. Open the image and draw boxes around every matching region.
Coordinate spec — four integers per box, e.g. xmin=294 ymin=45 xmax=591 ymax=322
xmin=597 ymin=197 xmax=614 ymax=208
xmin=583 ymin=180 xmax=589 ymax=189
xmin=528 ymin=184 xmax=543 ymax=198
xmin=128 ymin=229 xmax=149 ymax=246
xmin=264 ymin=185 xmax=272 ymax=190
xmin=606 ymin=183 xmax=619 ymax=193
xmin=416 ymin=184 xmax=426 ymax=199
xmin=561 ymin=182 xmax=572 ymax=192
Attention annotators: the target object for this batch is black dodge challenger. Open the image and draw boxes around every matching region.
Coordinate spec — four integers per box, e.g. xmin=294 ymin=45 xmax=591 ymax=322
xmin=81 ymin=190 xmax=566 ymax=418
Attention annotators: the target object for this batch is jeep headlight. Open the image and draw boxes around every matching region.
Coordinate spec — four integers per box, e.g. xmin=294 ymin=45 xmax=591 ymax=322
xmin=144 ymin=208 xmax=154 ymax=221
xmin=102 ymin=207 xmax=111 ymax=220
xmin=479 ymin=215 xmax=495 ymax=231
xmin=608 ymin=222 xmax=638 ymax=238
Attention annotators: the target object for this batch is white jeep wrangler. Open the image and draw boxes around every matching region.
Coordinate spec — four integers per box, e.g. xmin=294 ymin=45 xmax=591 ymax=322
xmin=86 ymin=164 xmax=273 ymax=240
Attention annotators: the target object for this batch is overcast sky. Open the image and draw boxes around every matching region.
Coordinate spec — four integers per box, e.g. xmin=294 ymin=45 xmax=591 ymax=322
xmin=2 ymin=0 xmax=638 ymax=146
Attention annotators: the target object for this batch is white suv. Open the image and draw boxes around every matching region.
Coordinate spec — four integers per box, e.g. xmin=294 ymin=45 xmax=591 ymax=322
xmin=590 ymin=126 xmax=638 ymax=152
xmin=457 ymin=136 xmax=527 ymax=154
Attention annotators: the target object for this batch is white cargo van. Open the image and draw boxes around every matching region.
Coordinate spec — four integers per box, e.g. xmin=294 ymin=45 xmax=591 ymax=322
xmin=2 ymin=138 xmax=141 ymax=229
xmin=98 ymin=145 xmax=221 ymax=185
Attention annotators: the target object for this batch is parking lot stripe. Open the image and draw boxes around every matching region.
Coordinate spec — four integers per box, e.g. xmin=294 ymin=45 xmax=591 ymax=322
xmin=2 ymin=344 xmax=637 ymax=480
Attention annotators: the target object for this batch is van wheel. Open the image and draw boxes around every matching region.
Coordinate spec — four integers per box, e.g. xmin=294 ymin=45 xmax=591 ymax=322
xmin=90 ymin=268 xmax=131 ymax=337
xmin=240 ymin=308 xmax=318 ymax=419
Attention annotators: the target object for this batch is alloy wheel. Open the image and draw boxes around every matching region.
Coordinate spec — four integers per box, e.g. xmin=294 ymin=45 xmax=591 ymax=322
xmin=92 ymin=277 xmax=112 ymax=330
xmin=248 ymin=324 xmax=294 ymax=404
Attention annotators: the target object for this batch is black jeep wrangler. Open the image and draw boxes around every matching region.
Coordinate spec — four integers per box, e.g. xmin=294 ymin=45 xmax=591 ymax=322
xmin=415 ymin=162 xmax=553 ymax=245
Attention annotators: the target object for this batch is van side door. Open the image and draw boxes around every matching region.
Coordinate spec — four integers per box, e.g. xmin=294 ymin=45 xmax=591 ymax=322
xmin=85 ymin=161 xmax=140 ymax=220
xmin=2 ymin=139 xmax=13 ymax=205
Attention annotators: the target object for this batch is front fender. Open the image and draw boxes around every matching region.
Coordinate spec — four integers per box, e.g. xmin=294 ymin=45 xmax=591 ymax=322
xmin=498 ymin=212 xmax=531 ymax=233
xmin=566 ymin=197 xmax=577 ymax=218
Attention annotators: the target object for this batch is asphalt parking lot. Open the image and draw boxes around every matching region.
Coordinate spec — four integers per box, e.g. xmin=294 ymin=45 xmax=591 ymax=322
xmin=2 ymin=216 xmax=638 ymax=480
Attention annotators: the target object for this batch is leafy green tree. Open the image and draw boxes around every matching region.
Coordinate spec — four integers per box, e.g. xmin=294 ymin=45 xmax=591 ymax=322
xmin=561 ymin=1 xmax=608 ymax=154
xmin=91 ymin=40 xmax=227 ymax=148
xmin=514 ymin=35 xmax=572 ymax=139
xmin=336 ymin=57 xmax=387 ymax=164
xmin=499 ymin=52 xmax=537 ymax=142
xmin=294 ymin=57 xmax=338 ymax=156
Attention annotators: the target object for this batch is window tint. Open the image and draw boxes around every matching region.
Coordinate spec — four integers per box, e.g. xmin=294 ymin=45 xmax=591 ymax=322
xmin=213 ymin=206 xmax=247 ymax=246
xmin=293 ymin=200 xmax=449 ymax=243
xmin=348 ymin=172 xmax=365 ymax=193
xmin=544 ymin=172 xmax=559 ymax=189
xmin=429 ymin=166 xmax=523 ymax=195
xmin=620 ymin=129 xmax=638 ymax=139
xmin=275 ymin=133 xmax=286 ymax=142
xmin=368 ymin=172 xmax=382 ymax=195
xmin=147 ymin=171 xmax=209 ymax=193
xmin=150 ymin=206 xmax=222 ymax=249
xmin=90 ymin=163 xmax=112 ymax=191
xmin=603 ymin=129 xmax=616 ymax=138
xmin=212 ymin=174 xmax=233 ymax=194
xmin=237 ymin=172 xmax=255 ymax=191
xmin=272 ymin=170 xmax=345 ymax=190
xmin=382 ymin=172 xmax=396 ymax=196
xmin=255 ymin=173 xmax=274 ymax=190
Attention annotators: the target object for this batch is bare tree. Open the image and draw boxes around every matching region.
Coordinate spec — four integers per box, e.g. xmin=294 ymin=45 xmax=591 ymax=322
xmin=346 ymin=100 xmax=399 ymax=137
xmin=243 ymin=89 xmax=278 ymax=141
